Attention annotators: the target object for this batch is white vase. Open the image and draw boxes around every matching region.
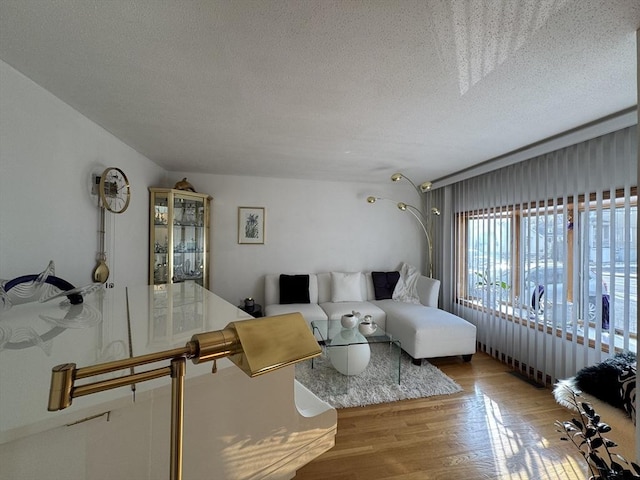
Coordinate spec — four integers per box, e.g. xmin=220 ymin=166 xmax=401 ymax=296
xmin=358 ymin=321 xmax=377 ymax=336
xmin=340 ymin=313 xmax=358 ymax=329
xmin=327 ymin=329 xmax=371 ymax=375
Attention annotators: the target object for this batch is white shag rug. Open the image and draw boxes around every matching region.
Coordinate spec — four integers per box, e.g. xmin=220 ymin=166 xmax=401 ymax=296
xmin=295 ymin=343 xmax=463 ymax=408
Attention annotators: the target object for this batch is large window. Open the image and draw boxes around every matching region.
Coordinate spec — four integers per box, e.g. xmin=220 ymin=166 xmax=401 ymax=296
xmin=457 ymin=188 xmax=637 ymax=350
xmin=447 ymin=125 xmax=636 ymax=385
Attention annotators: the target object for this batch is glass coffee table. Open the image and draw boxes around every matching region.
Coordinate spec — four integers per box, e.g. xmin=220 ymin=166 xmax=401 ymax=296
xmin=310 ymin=319 xmax=402 ymax=395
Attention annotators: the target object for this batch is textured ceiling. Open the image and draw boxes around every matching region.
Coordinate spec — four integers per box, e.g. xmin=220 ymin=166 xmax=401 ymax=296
xmin=0 ymin=0 xmax=638 ymax=185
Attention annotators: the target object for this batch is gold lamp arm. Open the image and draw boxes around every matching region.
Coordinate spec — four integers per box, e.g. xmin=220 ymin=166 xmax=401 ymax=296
xmin=397 ymin=203 xmax=434 ymax=278
xmin=391 ymin=172 xmax=432 ymax=193
xmin=369 ymin=172 xmax=440 ymax=278
xmin=47 ymin=344 xmax=194 ymax=411
xmin=366 ymin=196 xmax=435 ymax=277
xmin=47 ymin=312 xmax=320 ymax=480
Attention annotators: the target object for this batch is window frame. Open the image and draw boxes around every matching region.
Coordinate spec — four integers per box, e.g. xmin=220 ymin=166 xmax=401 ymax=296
xmin=456 ymin=187 xmax=637 ymax=349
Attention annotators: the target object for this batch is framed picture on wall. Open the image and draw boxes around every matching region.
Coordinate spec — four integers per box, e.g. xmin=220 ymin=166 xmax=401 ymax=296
xmin=238 ymin=207 xmax=265 ymax=244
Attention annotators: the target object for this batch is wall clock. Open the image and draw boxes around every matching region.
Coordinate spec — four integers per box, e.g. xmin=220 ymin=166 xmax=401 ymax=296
xmin=93 ymin=167 xmax=130 ymax=283
xmin=99 ymin=167 xmax=130 ymax=214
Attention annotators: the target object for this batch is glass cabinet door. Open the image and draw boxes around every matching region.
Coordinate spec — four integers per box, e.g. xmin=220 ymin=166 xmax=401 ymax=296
xmin=151 ymin=190 xmax=170 ymax=285
xmin=149 ymin=188 xmax=211 ymax=289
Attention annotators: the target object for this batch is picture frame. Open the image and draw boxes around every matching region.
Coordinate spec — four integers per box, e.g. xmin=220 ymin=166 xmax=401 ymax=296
xmin=238 ymin=207 xmax=265 ymax=244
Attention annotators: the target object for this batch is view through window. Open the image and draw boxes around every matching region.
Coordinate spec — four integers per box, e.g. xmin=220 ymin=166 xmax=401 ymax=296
xmin=458 ymin=189 xmax=637 ymax=351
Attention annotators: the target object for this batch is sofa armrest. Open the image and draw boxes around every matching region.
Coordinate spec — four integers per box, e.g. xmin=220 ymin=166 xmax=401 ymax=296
xmin=417 ymin=276 xmax=440 ymax=307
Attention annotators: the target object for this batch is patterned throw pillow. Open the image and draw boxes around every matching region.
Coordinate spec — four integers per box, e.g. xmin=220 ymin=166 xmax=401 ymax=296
xmin=619 ymin=366 xmax=636 ymax=425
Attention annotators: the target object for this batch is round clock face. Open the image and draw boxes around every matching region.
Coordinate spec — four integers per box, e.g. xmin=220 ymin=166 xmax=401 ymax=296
xmin=99 ymin=167 xmax=130 ymax=213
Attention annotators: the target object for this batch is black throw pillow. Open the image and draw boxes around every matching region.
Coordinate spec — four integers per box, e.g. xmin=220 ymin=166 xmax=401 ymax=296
xmin=279 ymin=274 xmax=310 ymax=304
xmin=372 ymin=271 xmax=401 ymax=300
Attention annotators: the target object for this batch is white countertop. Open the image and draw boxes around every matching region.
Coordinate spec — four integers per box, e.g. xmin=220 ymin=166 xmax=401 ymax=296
xmin=0 ymin=282 xmax=251 ymax=444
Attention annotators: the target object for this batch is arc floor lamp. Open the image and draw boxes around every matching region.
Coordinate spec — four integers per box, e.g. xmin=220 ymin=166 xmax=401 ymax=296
xmin=367 ymin=172 xmax=440 ymax=278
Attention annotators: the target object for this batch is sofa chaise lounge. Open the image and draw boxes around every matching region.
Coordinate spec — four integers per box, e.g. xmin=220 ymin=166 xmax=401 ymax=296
xmin=264 ymin=271 xmax=477 ymax=363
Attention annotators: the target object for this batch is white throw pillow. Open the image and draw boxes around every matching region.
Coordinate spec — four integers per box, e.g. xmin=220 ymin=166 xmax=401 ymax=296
xmin=331 ymin=272 xmax=364 ymax=302
xmin=392 ymin=263 xmax=421 ymax=304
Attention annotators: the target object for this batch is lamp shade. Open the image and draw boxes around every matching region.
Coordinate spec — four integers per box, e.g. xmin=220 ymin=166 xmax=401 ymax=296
xmin=419 ymin=181 xmax=432 ymax=192
xmin=222 ymin=313 xmax=321 ymax=377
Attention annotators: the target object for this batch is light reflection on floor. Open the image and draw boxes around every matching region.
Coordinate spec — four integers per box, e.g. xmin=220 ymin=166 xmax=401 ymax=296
xmin=459 ymin=384 xmax=585 ymax=479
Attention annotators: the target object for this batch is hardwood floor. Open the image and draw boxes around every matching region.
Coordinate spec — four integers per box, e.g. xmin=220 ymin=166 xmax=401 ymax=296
xmin=294 ymin=351 xmax=590 ymax=479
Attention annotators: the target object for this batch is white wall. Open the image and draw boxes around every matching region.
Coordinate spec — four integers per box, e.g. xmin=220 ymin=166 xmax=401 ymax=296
xmin=0 ymin=60 xmax=166 ymax=288
xmin=170 ymin=171 xmax=424 ymax=306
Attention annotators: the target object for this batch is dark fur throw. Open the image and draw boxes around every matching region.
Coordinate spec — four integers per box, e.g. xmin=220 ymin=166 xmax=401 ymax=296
xmin=574 ymin=351 xmax=637 ymax=409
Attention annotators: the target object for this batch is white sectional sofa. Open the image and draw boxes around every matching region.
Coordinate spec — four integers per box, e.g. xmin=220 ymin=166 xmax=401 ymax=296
xmin=264 ymin=271 xmax=477 ymax=363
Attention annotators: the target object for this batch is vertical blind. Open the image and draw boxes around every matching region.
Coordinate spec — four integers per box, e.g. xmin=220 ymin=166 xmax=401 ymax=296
xmin=439 ymin=125 xmax=637 ymax=385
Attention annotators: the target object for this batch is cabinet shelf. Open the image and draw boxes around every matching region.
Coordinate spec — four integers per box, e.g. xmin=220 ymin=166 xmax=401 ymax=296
xmin=172 ymin=222 xmax=204 ymax=227
xmin=149 ymin=188 xmax=212 ymax=289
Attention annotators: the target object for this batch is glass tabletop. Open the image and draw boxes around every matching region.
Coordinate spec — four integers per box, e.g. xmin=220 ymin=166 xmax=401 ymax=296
xmin=311 ymin=319 xmax=395 ymax=344
xmin=308 ymin=319 xmax=402 ymax=395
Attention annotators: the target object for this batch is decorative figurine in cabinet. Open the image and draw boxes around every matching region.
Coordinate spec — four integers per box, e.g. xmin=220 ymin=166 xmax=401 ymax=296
xmin=149 ymin=188 xmax=212 ymax=289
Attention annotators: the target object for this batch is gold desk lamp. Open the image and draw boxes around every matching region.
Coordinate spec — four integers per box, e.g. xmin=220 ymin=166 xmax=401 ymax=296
xmin=48 ymin=312 xmax=321 ymax=480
